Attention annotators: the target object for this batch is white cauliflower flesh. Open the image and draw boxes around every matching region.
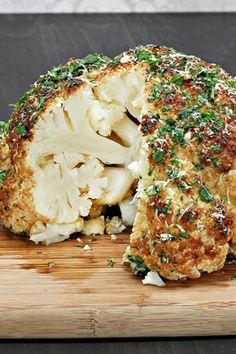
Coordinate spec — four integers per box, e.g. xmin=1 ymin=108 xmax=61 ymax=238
xmin=105 ymin=216 xmax=126 ymax=235
xmin=24 ymin=64 xmax=145 ymax=244
xmin=142 ymin=271 xmax=166 ymax=287
xmin=81 ymin=216 xmax=105 ymax=236
xmin=30 ymin=219 xmax=84 ymax=245
xmin=119 ymin=197 xmax=138 ymax=226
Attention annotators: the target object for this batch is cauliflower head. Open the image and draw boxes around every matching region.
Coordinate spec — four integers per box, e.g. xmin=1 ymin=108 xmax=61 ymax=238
xmin=1 ymin=45 xmax=236 ymax=283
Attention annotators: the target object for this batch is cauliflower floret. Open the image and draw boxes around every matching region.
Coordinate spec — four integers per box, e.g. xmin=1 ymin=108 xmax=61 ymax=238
xmin=119 ymin=197 xmax=138 ymax=226
xmin=96 ymin=167 xmax=134 ymax=206
xmin=81 ymin=216 xmax=105 ymax=236
xmin=88 ymin=205 xmax=104 ymax=219
xmin=30 ymin=219 xmax=84 ymax=245
xmin=142 ymin=271 xmax=166 ymax=287
xmin=105 ymin=216 xmax=126 ymax=235
xmin=33 ymin=153 xmax=107 ymax=223
xmin=88 ymin=101 xmax=125 ymax=137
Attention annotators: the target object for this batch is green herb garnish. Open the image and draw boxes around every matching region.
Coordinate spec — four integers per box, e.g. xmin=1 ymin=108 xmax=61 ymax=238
xmin=199 ymin=186 xmax=214 ymax=203
xmin=179 ymin=231 xmax=189 ymax=239
xmin=152 ymin=148 xmax=165 ymax=164
xmin=146 ymin=184 xmax=163 ymax=196
xmin=90 ymin=237 xmax=98 ymax=242
xmin=194 ymin=163 xmax=202 ymax=171
xmin=171 ymin=74 xmax=184 ymax=86
xmin=0 ymin=170 xmax=8 ymax=184
xmin=15 ymin=123 xmax=28 ymax=136
xmin=162 ymin=105 xmax=173 ymax=112
xmin=148 ymin=83 xmax=162 ymax=101
xmin=127 ymin=254 xmax=149 ymax=277
xmin=212 ymin=145 xmax=222 ymax=153
xmin=211 ymin=157 xmax=220 ymax=167
xmin=0 ymin=121 xmax=9 ymax=136
xmin=148 ymin=166 xmax=154 ymax=176
xmin=47 ymin=261 xmax=55 ymax=269
xmin=107 ymin=257 xmax=116 ymax=267
xmin=161 ymin=199 xmax=171 ymax=215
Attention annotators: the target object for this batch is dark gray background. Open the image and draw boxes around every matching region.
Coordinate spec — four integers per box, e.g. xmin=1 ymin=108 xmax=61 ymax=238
xmin=0 ymin=13 xmax=236 ymax=353
xmin=0 ymin=14 xmax=236 ymax=120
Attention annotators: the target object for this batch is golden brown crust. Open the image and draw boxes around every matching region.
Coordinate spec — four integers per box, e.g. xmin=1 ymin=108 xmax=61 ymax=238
xmin=124 ymin=45 xmax=236 ymax=279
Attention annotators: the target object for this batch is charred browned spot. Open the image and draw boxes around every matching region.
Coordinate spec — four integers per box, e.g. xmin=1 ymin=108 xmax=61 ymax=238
xmin=163 ymin=91 xmax=185 ymax=109
xmin=217 ymin=91 xmax=236 ymax=107
xmin=200 ymin=147 xmax=212 ymax=163
xmin=140 ymin=115 xmax=158 ymax=135
xmin=218 ymin=155 xmax=232 ymax=172
xmin=226 ymin=139 xmax=236 ymax=155
xmin=212 ymin=214 xmax=233 ymax=243
xmin=180 ymin=208 xmax=201 ymax=227
xmin=204 ymin=245 xmax=219 ymax=259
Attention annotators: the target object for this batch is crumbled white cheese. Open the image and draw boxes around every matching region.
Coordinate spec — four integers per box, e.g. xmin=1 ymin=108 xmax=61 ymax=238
xmin=159 ymin=233 xmax=173 ymax=241
xmin=83 ymin=244 xmax=91 ymax=251
xmin=142 ymin=271 xmax=166 ymax=287
xmin=120 ymin=54 xmax=131 ymax=63
xmin=212 ymin=212 xmax=225 ymax=219
xmin=111 ymin=234 xmax=117 ymax=240
xmin=184 ymin=131 xmax=192 ymax=143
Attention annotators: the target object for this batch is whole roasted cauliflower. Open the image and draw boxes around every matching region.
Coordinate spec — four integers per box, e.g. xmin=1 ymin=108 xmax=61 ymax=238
xmin=1 ymin=45 xmax=236 ymax=282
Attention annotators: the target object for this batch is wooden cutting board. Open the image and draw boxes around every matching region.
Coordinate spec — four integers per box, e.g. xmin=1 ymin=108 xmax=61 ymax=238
xmin=0 ymin=226 xmax=236 ymax=339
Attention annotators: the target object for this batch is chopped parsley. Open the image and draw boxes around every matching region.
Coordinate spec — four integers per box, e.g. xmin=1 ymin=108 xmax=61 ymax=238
xmin=90 ymin=237 xmax=98 ymax=242
xmin=146 ymin=183 xmax=163 ymax=196
xmin=107 ymin=257 xmax=115 ymax=267
xmin=161 ymin=199 xmax=171 ymax=215
xmin=37 ymin=96 xmax=46 ymax=110
xmin=47 ymin=261 xmax=55 ymax=269
xmin=152 ymin=148 xmax=165 ymax=164
xmin=0 ymin=121 xmax=9 ymax=136
xmin=171 ymin=74 xmax=184 ymax=86
xmin=0 ymin=170 xmax=8 ymax=184
xmin=212 ymin=145 xmax=222 ymax=153
xmin=136 ymin=50 xmax=160 ymax=66
xmin=162 ymin=105 xmax=173 ymax=112
xmin=188 ymin=212 xmax=195 ymax=222
xmin=195 ymin=69 xmax=218 ymax=100
xmin=211 ymin=157 xmax=220 ymax=167
xmin=160 ymin=251 xmax=169 ymax=263
xmin=127 ymin=254 xmax=149 ymax=277
xmin=197 ymin=92 xmax=208 ymax=106
xmin=10 ymin=91 xmax=32 ymax=109
xmin=179 ymin=230 xmax=189 ymax=239
xmin=227 ymin=79 xmax=236 ymax=88
xmin=15 ymin=123 xmax=28 ymax=136
xmin=199 ymin=186 xmax=214 ymax=203
xmin=148 ymin=83 xmax=162 ymax=101
xmin=148 ymin=166 xmax=154 ymax=176
xmin=194 ymin=163 xmax=202 ymax=171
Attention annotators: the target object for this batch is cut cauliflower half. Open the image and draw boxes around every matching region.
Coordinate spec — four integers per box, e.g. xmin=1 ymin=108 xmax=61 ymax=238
xmin=1 ymin=45 xmax=236 ymax=283
xmin=1 ymin=54 xmax=145 ymax=244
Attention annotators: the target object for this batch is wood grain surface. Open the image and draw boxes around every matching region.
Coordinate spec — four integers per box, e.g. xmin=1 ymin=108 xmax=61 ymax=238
xmin=0 ymin=226 xmax=235 ymax=338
